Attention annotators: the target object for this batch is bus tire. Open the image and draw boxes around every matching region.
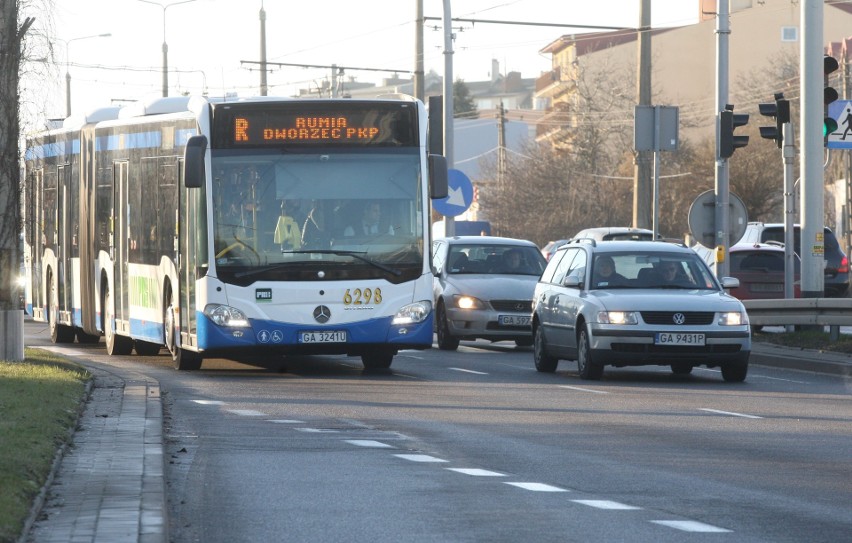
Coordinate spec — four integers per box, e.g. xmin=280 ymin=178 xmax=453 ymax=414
xmin=48 ymin=272 xmax=75 ymax=344
xmin=76 ymin=330 xmax=101 ymax=344
xmin=361 ymin=349 xmax=393 ymax=370
xmin=173 ymin=348 xmax=202 ymax=371
xmin=104 ymin=288 xmax=133 ymax=356
xmin=165 ymin=294 xmax=202 ymax=370
xmin=134 ymin=340 xmax=161 ymax=356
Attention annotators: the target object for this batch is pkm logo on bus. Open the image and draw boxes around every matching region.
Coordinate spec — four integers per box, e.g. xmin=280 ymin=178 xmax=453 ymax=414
xmin=256 ymin=288 xmax=272 ymax=302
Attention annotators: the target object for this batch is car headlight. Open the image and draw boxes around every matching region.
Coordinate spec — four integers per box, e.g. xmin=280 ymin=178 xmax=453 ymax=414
xmin=718 ymin=311 xmax=747 ymax=326
xmin=452 ymin=295 xmax=486 ymax=310
xmin=393 ymin=300 xmax=432 ymax=325
xmin=203 ymin=304 xmax=250 ymax=327
xmin=597 ymin=311 xmax=639 ymax=325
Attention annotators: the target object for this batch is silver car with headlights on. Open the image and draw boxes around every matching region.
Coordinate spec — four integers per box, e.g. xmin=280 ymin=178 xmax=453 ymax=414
xmin=432 ymin=236 xmax=547 ymax=350
xmin=532 ymin=240 xmax=751 ymax=382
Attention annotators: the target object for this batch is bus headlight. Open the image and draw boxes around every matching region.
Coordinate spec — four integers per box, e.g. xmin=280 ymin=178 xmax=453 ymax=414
xmin=204 ymin=304 xmax=250 ymax=328
xmin=393 ymin=300 xmax=432 ymax=325
xmin=16 ymin=275 xmax=26 ymax=288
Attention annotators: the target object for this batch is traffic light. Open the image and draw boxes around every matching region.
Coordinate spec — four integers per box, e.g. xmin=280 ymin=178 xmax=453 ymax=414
xmin=824 ymin=54 xmax=839 ymax=139
xmin=719 ymin=105 xmax=749 ymax=159
xmin=758 ymin=93 xmax=790 ymax=148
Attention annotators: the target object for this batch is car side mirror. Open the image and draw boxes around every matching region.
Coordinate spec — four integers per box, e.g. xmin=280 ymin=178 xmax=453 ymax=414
xmin=720 ymin=276 xmax=740 ymax=289
xmin=563 ymin=274 xmax=582 ymax=288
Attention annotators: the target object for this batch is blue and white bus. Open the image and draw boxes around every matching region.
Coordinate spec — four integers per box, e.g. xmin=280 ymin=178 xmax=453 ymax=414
xmin=23 ymin=95 xmax=447 ymax=370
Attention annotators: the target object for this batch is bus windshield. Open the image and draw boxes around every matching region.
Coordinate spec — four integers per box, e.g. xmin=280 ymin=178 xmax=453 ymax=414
xmin=210 ymin=148 xmax=424 ymax=282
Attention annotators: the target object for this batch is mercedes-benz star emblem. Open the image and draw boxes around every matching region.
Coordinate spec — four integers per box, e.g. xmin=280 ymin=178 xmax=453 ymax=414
xmin=313 ymin=305 xmax=331 ymax=323
xmin=672 ymin=313 xmax=686 ymax=325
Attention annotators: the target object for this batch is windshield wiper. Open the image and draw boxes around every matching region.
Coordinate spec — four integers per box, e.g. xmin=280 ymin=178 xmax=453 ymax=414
xmin=234 ymin=249 xmax=402 ymax=279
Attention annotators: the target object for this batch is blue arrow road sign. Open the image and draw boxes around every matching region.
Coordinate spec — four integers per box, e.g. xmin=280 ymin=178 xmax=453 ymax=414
xmin=432 ymin=168 xmax=473 ymax=217
xmin=827 ymin=100 xmax=852 ymax=149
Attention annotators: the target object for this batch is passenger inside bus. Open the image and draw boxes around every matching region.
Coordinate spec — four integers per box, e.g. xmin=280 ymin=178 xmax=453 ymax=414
xmin=273 ymin=200 xmax=301 ymax=251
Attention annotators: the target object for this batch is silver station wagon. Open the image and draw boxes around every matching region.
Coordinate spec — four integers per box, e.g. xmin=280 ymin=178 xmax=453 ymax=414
xmin=532 ymin=240 xmax=751 ymax=382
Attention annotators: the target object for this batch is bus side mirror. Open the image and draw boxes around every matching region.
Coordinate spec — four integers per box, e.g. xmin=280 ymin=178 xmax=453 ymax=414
xmin=184 ymin=135 xmax=208 ymax=189
xmin=428 ymin=154 xmax=448 ymax=199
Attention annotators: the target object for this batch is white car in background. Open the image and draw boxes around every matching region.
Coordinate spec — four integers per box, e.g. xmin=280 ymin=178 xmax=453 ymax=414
xmin=432 ymin=236 xmax=546 ymax=350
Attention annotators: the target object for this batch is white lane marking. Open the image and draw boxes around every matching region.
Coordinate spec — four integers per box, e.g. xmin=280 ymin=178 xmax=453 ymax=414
xmin=393 ymin=454 xmax=449 ymax=463
xmin=558 ymin=385 xmax=609 ymax=394
xmin=572 ymin=500 xmax=641 ymax=510
xmin=226 ymin=409 xmax=267 ymax=417
xmin=295 ymin=428 xmax=339 ymax=433
xmin=699 ymin=408 xmax=763 ymax=419
xmin=267 ymin=419 xmax=305 ymax=424
xmin=192 ymin=400 xmax=225 ymax=405
xmin=756 ymin=375 xmax=810 ymax=384
xmin=449 ymin=367 xmax=489 ymax=375
xmin=651 ymin=520 xmax=731 ymax=533
xmin=345 ymin=440 xmax=395 ymax=448
xmin=446 ymin=468 xmax=506 ymax=477
xmin=504 ymin=482 xmax=568 ymax=492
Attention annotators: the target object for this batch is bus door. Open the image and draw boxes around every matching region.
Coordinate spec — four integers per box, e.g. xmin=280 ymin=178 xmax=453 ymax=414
xmin=32 ymin=169 xmax=45 ymax=318
xmin=57 ymin=165 xmax=70 ymax=321
xmin=179 ymin=161 xmax=199 ymax=346
xmin=114 ymin=161 xmax=130 ymax=326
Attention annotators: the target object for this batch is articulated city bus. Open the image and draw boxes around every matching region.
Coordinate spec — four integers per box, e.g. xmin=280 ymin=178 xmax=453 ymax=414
xmin=23 ymin=95 xmax=447 ymax=369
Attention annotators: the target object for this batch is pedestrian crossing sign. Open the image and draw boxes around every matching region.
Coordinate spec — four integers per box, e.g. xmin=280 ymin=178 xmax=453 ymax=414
xmin=826 ymin=100 xmax=852 ymax=149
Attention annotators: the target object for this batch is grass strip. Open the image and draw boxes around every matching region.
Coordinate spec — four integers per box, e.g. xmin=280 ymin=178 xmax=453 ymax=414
xmin=0 ymin=348 xmax=90 ymax=543
xmin=754 ymin=329 xmax=852 ymax=354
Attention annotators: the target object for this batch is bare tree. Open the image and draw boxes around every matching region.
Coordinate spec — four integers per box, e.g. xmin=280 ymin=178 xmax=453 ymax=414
xmin=0 ymin=0 xmax=36 ymax=361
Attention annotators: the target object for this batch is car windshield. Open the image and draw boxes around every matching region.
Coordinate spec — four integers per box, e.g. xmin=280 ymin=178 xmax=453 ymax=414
xmin=590 ymin=251 xmax=718 ymax=290
xmin=447 ymin=244 xmax=546 ymax=276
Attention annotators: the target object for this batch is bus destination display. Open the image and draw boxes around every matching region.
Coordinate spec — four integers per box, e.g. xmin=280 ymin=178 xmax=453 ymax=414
xmin=228 ymin=106 xmax=415 ymax=147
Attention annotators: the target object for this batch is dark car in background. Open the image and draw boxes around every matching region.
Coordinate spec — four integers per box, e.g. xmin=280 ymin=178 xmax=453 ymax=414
xmin=728 ymin=242 xmax=801 ymax=300
xmin=740 ymin=222 xmax=849 ymax=297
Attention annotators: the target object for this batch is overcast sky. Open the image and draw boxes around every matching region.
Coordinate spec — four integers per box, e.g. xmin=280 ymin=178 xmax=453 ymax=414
xmin=26 ymin=0 xmax=699 ymax=120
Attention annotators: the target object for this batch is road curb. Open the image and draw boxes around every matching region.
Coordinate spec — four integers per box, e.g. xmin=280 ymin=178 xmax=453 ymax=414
xmin=750 ymin=342 xmax=852 ymax=377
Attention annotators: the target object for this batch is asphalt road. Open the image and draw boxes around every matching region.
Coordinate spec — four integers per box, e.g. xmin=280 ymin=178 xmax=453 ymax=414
xmin=25 ymin=321 xmax=852 ymax=542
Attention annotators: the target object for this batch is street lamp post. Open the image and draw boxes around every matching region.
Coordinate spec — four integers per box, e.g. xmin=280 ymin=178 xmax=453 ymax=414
xmin=137 ymin=0 xmax=197 ymax=97
xmin=64 ymin=33 xmax=111 ymax=117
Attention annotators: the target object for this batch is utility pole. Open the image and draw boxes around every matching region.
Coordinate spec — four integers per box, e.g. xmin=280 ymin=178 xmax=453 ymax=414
xmin=800 ymin=0 xmax=825 ymax=298
xmin=442 ymin=0 xmax=455 ymax=237
xmin=714 ymin=0 xmax=731 ymax=278
xmin=497 ymin=101 xmax=506 ymax=188
xmin=632 ymin=0 xmax=652 ymax=229
xmin=414 ymin=0 xmax=424 ymax=101
xmin=259 ymin=3 xmax=267 ymax=96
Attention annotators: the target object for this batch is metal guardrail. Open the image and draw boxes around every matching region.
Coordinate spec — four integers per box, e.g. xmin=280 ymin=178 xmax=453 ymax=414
xmin=743 ymin=298 xmax=852 ymax=327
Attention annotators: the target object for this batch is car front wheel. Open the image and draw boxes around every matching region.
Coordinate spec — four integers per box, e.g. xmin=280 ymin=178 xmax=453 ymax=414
xmin=721 ymin=360 xmax=748 ymax=382
xmin=577 ymin=325 xmax=603 ymax=380
xmin=533 ymin=324 xmax=558 ymax=372
xmin=436 ymin=303 xmax=460 ymax=351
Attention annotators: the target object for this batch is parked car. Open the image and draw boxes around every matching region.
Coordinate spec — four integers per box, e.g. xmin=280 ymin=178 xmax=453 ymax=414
xmin=739 ymin=222 xmax=849 ymax=297
xmin=532 ymin=240 xmax=751 ymax=382
xmin=572 ymin=226 xmax=656 ymax=242
xmin=728 ymin=242 xmax=801 ymax=300
xmin=541 ymin=239 xmax=570 ymax=261
xmin=432 ymin=236 xmax=547 ymax=350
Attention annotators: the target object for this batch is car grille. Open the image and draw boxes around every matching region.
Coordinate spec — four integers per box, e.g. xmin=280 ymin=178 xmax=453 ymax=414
xmin=640 ymin=311 xmax=715 ymax=325
xmin=491 ymin=300 xmax=532 ymax=312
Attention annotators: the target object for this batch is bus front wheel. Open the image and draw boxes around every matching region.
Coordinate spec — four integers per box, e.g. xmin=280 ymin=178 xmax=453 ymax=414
xmin=361 ymin=349 xmax=393 ymax=370
xmin=165 ymin=297 xmax=202 ymax=371
xmin=104 ymin=288 xmax=133 ymax=356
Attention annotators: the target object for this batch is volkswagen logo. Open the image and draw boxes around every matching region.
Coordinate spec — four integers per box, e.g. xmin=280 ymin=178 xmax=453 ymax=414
xmin=672 ymin=313 xmax=686 ymax=325
xmin=313 ymin=305 xmax=331 ymax=323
